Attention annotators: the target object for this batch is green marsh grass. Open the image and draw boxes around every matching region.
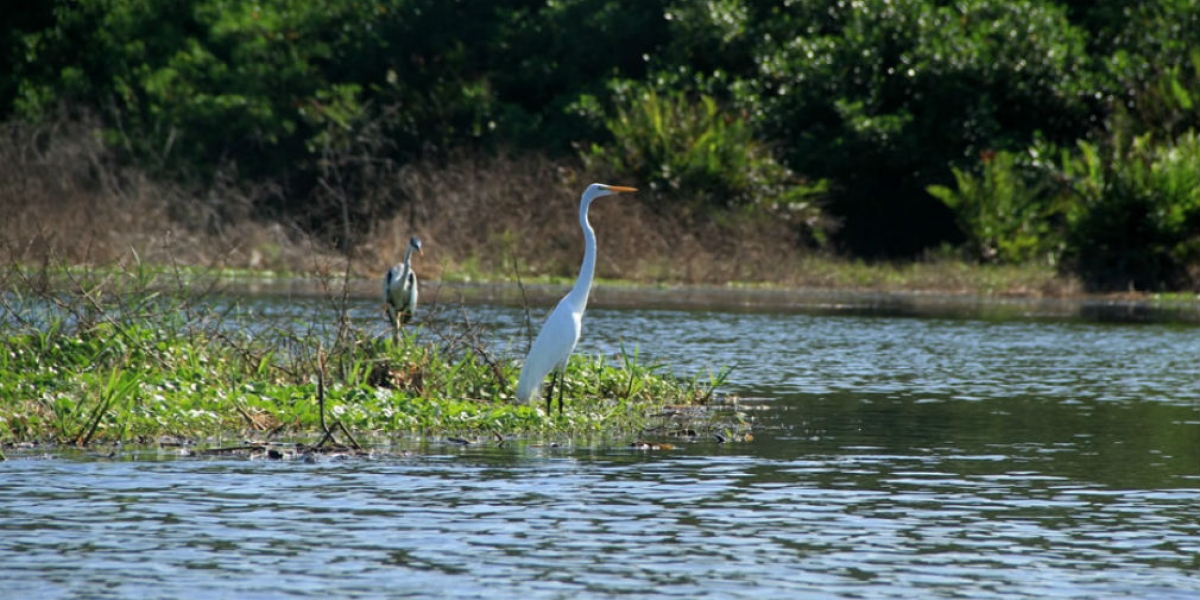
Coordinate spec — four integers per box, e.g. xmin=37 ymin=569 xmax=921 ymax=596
xmin=0 ymin=257 xmax=743 ymax=449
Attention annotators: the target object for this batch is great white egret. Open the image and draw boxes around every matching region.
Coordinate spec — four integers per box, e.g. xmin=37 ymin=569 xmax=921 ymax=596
xmin=515 ymin=183 xmax=637 ymax=414
xmin=384 ymin=236 xmax=422 ymax=341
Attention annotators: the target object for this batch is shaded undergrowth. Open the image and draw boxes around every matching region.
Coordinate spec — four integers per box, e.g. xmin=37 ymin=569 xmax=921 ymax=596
xmin=0 ymin=255 xmax=746 ymax=450
xmin=0 ymin=116 xmax=1089 ymax=297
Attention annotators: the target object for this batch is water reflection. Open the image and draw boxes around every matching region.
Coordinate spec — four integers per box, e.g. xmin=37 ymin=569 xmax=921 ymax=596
xmin=184 ymin=277 xmax=1200 ymax=324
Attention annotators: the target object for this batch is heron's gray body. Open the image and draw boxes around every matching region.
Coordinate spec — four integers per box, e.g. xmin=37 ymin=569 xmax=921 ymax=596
xmin=384 ymin=237 xmax=422 ymax=339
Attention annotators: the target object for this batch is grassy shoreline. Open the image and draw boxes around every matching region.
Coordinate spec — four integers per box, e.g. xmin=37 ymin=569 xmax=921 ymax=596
xmin=0 ymin=262 xmax=749 ymax=450
xmin=0 ymin=250 xmax=1121 ymax=299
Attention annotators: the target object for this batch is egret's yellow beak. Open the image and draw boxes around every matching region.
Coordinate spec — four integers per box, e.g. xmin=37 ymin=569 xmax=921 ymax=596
xmin=606 ymin=185 xmax=638 ymax=193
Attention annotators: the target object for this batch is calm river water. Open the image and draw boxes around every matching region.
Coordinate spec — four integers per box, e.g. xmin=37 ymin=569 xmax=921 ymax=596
xmin=2 ymin=286 xmax=1198 ymax=599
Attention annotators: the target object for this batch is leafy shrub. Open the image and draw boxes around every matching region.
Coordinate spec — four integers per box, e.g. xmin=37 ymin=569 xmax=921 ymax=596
xmin=1085 ymin=1 xmax=1200 ymax=111
xmin=1107 ymin=48 xmax=1200 ymax=142
xmin=1062 ymin=132 xmax=1200 ymax=291
xmin=926 ymin=150 xmax=1066 ymax=264
xmin=577 ymin=82 xmax=831 ymax=243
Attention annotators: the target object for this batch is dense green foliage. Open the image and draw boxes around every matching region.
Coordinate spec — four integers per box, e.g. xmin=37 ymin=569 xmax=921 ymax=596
xmin=577 ymin=82 xmax=829 ymax=240
xmin=3 ymin=0 xmax=1199 ymax=289
xmin=1062 ymin=132 xmax=1200 ymax=291
xmin=927 ymin=149 xmax=1066 ymax=265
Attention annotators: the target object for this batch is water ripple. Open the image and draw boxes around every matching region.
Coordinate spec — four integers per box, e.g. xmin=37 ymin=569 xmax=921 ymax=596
xmin=2 ymin=447 xmax=1198 ymax=599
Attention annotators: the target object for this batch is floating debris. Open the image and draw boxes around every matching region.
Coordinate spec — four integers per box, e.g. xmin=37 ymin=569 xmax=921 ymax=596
xmin=630 ymin=440 xmax=675 ymax=451
xmin=195 ymin=443 xmax=271 ymax=456
xmin=713 ymin=432 xmax=754 ymax=443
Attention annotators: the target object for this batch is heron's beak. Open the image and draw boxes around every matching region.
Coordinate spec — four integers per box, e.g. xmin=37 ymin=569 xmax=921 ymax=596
xmin=606 ymin=185 xmax=638 ymax=193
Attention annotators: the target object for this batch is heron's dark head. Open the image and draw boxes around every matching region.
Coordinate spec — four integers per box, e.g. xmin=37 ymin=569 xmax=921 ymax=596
xmin=409 ymin=237 xmax=423 ymax=254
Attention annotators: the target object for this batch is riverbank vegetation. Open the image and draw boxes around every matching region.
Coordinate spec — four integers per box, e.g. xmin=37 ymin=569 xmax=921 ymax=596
xmin=4 ymin=1 xmax=1199 ymax=293
xmin=0 ymin=259 xmax=741 ymax=447
xmin=1 ymin=115 xmax=1083 ymax=296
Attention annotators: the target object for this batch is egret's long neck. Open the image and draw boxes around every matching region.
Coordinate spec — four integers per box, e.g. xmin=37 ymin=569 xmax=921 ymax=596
xmin=568 ymin=198 xmax=597 ymax=311
xmin=402 ymin=245 xmax=415 ymax=267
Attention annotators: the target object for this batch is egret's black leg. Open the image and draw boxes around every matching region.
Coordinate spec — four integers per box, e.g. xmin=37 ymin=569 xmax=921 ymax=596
xmin=557 ymin=370 xmax=565 ymax=415
xmin=545 ymin=374 xmax=556 ymax=415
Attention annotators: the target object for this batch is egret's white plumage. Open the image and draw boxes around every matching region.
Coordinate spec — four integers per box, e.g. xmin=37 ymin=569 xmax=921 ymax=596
xmin=515 ymin=183 xmax=637 ymax=413
xmin=384 ymin=236 xmax=422 ymax=341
